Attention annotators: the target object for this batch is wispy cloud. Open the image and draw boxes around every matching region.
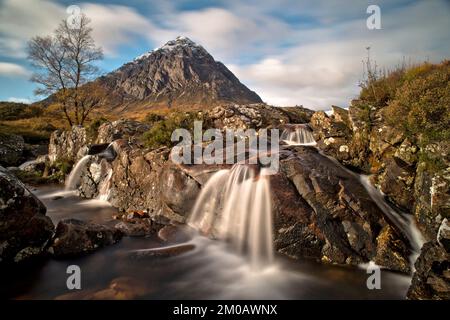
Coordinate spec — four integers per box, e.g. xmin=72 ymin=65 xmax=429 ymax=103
xmin=0 ymin=62 xmax=30 ymax=77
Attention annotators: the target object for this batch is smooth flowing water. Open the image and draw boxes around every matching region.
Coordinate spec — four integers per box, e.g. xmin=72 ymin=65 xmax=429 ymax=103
xmin=65 ymin=155 xmax=93 ymax=190
xmin=0 ymin=186 xmax=412 ymax=300
xmin=317 ymin=149 xmax=424 ymax=269
xmin=97 ymin=168 xmax=113 ymax=201
xmin=189 ymin=165 xmax=273 ymax=268
xmin=281 ymin=124 xmax=316 ymax=146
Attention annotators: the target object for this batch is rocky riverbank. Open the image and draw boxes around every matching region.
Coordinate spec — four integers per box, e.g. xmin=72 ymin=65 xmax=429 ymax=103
xmin=1 ymin=102 xmax=448 ymax=299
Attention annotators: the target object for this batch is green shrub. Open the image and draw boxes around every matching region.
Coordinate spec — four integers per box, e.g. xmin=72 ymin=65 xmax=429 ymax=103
xmin=142 ymin=111 xmax=207 ymax=149
xmin=85 ymin=117 xmax=108 ymax=142
xmin=144 ymin=112 xmax=165 ymax=124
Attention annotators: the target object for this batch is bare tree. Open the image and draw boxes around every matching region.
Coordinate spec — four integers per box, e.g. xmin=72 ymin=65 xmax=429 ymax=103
xmin=27 ymin=14 xmax=103 ymax=126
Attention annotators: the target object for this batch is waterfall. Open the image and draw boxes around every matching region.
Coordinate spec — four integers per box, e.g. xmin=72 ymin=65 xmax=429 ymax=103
xmin=188 ymin=164 xmax=274 ymax=269
xmin=318 ymin=150 xmax=424 ymax=269
xmin=65 ymin=155 xmax=93 ymax=190
xmin=359 ymin=175 xmax=425 ymax=267
xmin=281 ymin=124 xmax=316 ymax=146
xmin=97 ymin=168 xmax=113 ymax=201
xmin=97 ymin=142 xmax=116 ymax=161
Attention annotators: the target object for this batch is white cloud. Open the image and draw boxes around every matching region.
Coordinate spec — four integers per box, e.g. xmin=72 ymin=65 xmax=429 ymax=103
xmin=7 ymin=97 xmax=31 ymax=104
xmin=80 ymin=3 xmax=161 ymax=56
xmin=0 ymin=62 xmax=30 ymax=77
xmin=0 ymin=0 xmax=64 ymax=57
xmin=226 ymin=0 xmax=450 ymax=109
xmin=0 ymin=0 xmax=161 ymax=57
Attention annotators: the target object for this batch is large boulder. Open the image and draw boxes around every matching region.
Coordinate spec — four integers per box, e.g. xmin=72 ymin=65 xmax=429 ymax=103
xmin=277 ymin=146 xmax=411 ymax=272
xmin=49 ymin=219 xmax=123 ymax=257
xmin=0 ymin=133 xmax=25 ymax=167
xmin=0 ymin=166 xmax=54 ymax=263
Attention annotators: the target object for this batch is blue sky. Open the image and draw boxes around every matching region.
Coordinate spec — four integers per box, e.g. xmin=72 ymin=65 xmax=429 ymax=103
xmin=0 ymin=0 xmax=449 ymax=109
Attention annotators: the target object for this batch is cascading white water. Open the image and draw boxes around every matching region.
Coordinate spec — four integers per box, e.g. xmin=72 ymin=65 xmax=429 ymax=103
xmin=97 ymin=168 xmax=113 ymax=201
xmin=65 ymin=155 xmax=93 ymax=190
xmin=188 ymin=164 xmax=274 ymax=269
xmin=281 ymin=124 xmax=316 ymax=146
xmin=359 ymin=175 xmax=424 ymax=267
xmin=318 ymin=150 xmax=424 ymax=269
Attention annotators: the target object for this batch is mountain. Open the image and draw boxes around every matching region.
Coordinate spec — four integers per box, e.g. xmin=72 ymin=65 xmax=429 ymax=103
xmin=97 ymin=36 xmax=262 ymax=115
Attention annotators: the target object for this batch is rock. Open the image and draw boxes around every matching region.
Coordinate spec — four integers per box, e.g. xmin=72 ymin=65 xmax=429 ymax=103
xmin=48 ymin=126 xmax=87 ymax=164
xmin=310 ymin=110 xmax=352 ymax=162
xmin=158 ymin=225 xmax=193 ymax=243
xmin=50 ymin=219 xmax=123 ymax=257
xmin=414 ymin=162 xmax=450 ymax=240
xmin=18 ymin=155 xmax=48 ymax=173
xmin=394 ymin=138 xmax=418 ymax=166
xmin=23 ymin=142 xmax=48 ymax=160
xmin=56 ymin=276 xmax=151 ymax=300
xmin=374 ymin=225 xmax=411 ymax=273
xmin=0 ymin=166 xmax=54 ymax=263
xmin=271 ymin=170 xmax=325 ymax=260
xmin=114 ymin=217 xmax=161 ymax=237
xmin=90 ymin=276 xmax=152 ymax=300
xmin=277 ymin=146 xmax=411 ymax=270
xmin=95 ymin=119 xmax=150 ymax=144
xmin=438 ymin=219 xmax=450 ymax=251
xmin=377 ymin=158 xmax=416 ymax=211
xmin=160 ymin=164 xmax=200 ymax=216
xmin=128 ymin=244 xmax=195 ymax=259
xmin=207 ymin=104 xmax=313 ymax=131
xmin=407 ymin=240 xmax=450 ymax=299
xmin=0 ymin=133 xmax=25 ymax=167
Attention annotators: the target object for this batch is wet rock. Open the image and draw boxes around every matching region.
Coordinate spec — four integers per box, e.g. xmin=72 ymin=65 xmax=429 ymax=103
xmin=278 ymin=146 xmax=411 ymax=271
xmin=129 ymin=244 xmax=195 ymax=259
xmin=160 ymin=164 xmax=200 ymax=217
xmin=270 ymin=170 xmax=325 ymax=260
xmin=0 ymin=133 xmax=25 ymax=167
xmin=50 ymin=219 xmax=123 ymax=257
xmin=158 ymin=225 xmax=193 ymax=243
xmin=374 ymin=225 xmax=411 ymax=273
xmin=407 ymin=239 xmax=450 ymax=299
xmin=115 ymin=215 xmax=164 ymax=237
xmin=0 ymin=166 xmax=54 ymax=263
xmin=90 ymin=276 xmax=152 ymax=300
xmin=56 ymin=276 xmax=151 ymax=300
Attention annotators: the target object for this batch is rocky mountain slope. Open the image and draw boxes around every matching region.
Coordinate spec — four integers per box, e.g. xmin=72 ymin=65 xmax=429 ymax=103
xmin=97 ymin=37 xmax=262 ymax=115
